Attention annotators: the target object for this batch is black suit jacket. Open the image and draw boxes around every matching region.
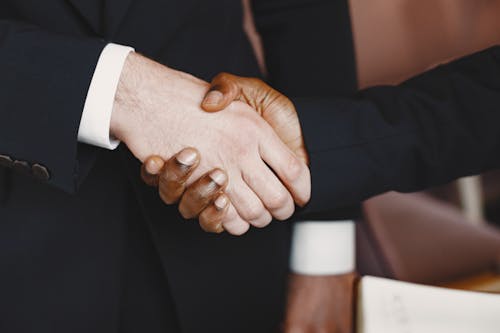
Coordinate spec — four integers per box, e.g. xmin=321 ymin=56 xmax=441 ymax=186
xmin=0 ymin=1 xmax=357 ymax=332
xmin=295 ymin=46 xmax=500 ymax=213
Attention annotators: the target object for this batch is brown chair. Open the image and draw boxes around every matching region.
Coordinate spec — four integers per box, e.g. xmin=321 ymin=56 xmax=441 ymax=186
xmin=356 ymin=192 xmax=500 ymax=285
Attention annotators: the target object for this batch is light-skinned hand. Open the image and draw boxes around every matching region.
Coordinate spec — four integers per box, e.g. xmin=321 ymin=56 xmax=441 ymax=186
xmin=113 ymin=55 xmax=310 ymax=235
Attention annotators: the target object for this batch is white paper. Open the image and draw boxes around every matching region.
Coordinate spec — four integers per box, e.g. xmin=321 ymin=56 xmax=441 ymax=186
xmin=357 ymin=276 xmax=500 ymax=333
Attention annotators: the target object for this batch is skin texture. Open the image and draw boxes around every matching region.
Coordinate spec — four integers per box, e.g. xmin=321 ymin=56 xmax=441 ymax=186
xmin=283 ymin=273 xmax=358 ymax=333
xmin=111 ymin=53 xmax=310 ymax=235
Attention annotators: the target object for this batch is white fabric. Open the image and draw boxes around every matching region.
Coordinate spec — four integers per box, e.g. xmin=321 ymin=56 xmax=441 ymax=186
xmin=291 ymin=221 xmax=355 ymax=275
xmin=77 ymin=43 xmax=134 ymax=149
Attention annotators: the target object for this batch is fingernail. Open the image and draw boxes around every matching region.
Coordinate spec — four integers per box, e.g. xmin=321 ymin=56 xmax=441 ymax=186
xmin=203 ymin=90 xmax=223 ymax=105
xmin=146 ymin=158 xmax=162 ymax=174
xmin=176 ymin=149 xmax=198 ymax=166
xmin=209 ymin=170 xmax=227 ymax=186
xmin=214 ymin=195 xmax=228 ymax=211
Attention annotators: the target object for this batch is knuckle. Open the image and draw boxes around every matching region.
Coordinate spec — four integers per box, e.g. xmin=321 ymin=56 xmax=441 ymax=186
xmin=159 ymin=170 xmax=177 ymax=186
xmin=216 ymin=72 xmax=231 ymax=80
xmin=285 ymin=155 xmax=304 ymax=182
xmin=199 ymin=220 xmax=218 ymax=233
xmin=255 ymin=214 xmax=273 ymax=228
xmin=274 ymin=205 xmax=294 ymax=221
xmin=215 ymin=72 xmax=237 ymax=90
xmin=249 ymin=211 xmax=272 ymax=228
xmin=187 ymin=179 xmax=218 ymax=203
xmin=224 ymin=221 xmax=250 ymax=236
xmin=240 ymin=204 xmax=265 ymax=222
xmin=224 ymin=205 xmax=238 ymax=221
xmin=179 ymin=207 xmax=193 ymax=220
xmin=159 ymin=189 xmax=177 ymax=205
xmin=247 ymin=77 xmax=265 ymax=87
xmin=178 ymin=199 xmax=198 ymax=219
xmin=267 ymin=189 xmax=291 ymax=210
xmin=192 ymin=186 xmax=212 ymax=203
xmin=229 ymin=227 xmax=248 ymax=236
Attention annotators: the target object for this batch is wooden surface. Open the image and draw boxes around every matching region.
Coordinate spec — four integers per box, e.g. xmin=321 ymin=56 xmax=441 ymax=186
xmin=440 ymin=272 xmax=500 ymax=293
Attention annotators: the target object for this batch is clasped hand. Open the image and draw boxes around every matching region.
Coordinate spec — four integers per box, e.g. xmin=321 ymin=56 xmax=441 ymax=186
xmin=111 ymin=54 xmax=310 ymax=235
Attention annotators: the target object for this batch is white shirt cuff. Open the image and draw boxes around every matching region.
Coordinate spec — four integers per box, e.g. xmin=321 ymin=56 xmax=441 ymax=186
xmin=290 ymin=220 xmax=356 ymax=275
xmin=77 ymin=43 xmax=134 ymax=150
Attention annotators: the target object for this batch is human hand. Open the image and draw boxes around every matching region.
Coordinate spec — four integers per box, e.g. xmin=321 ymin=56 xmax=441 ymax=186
xmin=112 ymin=54 xmax=310 ymax=235
xmin=283 ymin=272 xmax=358 ymax=333
xmin=141 ymin=73 xmax=310 ymax=233
xmin=141 ymin=148 xmax=229 ymax=234
xmin=202 ymin=73 xmax=308 ymax=164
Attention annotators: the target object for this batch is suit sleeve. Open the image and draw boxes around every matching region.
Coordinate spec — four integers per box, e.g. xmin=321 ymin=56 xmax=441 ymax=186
xmin=0 ymin=20 xmax=106 ymax=193
xmin=296 ymin=46 xmax=500 ymax=212
xmin=252 ymin=0 xmax=362 ymax=219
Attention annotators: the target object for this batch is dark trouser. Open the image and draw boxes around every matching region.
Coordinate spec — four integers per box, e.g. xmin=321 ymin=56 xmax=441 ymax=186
xmin=119 ymin=198 xmax=180 ymax=333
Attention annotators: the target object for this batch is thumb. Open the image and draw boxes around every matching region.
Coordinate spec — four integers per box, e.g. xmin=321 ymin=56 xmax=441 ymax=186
xmin=262 ymin=100 xmax=309 ymax=165
xmin=202 ymin=72 xmax=241 ymax=112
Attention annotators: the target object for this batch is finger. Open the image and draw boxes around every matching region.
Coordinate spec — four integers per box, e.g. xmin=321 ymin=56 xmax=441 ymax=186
xmin=220 ymin=202 xmax=251 ymax=236
xmin=178 ymin=169 xmax=228 ymax=219
xmin=259 ymin=132 xmax=311 ymax=207
xmin=242 ymin=162 xmax=295 ymax=221
xmin=198 ymin=194 xmax=230 ymax=234
xmin=141 ymin=156 xmax=165 ymax=186
xmin=228 ymin=179 xmax=273 ymax=228
xmin=202 ymin=72 xmax=241 ymax=112
xmin=158 ymin=147 xmax=200 ymax=205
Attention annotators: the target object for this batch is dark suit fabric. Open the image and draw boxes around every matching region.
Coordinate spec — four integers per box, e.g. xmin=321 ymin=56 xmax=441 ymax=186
xmin=0 ymin=1 xmax=356 ymax=332
xmin=297 ymin=46 xmax=500 ymax=213
xmin=253 ymin=0 xmax=361 ymax=220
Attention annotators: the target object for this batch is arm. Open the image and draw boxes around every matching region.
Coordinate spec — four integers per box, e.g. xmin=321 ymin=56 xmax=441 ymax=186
xmin=146 ymin=45 xmax=500 ymax=222
xmin=0 ymin=20 xmax=310 ymax=234
xmin=0 ymin=20 xmax=105 ymax=192
xmin=298 ymin=45 xmax=500 ymax=211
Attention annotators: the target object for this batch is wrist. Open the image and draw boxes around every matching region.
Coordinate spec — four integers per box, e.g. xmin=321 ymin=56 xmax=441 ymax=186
xmin=108 ymin=52 xmax=211 ymax=163
xmin=110 ymin=52 xmax=141 ymax=142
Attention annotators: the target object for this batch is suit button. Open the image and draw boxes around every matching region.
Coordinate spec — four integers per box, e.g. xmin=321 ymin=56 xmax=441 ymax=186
xmin=12 ymin=160 xmax=31 ymax=174
xmin=32 ymin=164 xmax=50 ymax=181
xmin=0 ymin=154 xmax=13 ymax=168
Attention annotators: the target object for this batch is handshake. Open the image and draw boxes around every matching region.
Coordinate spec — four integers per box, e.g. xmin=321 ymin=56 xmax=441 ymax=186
xmin=110 ymin=53 xmax=311 ymax=235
